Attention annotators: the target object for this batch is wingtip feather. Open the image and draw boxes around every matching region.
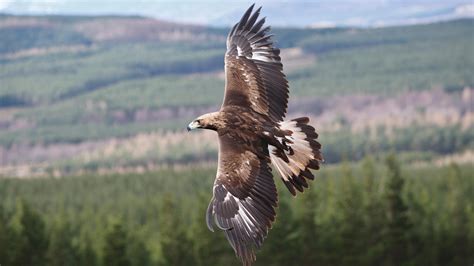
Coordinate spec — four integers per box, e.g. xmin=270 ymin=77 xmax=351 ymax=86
xmin=238 ymin=4 xmax=255 ymax=30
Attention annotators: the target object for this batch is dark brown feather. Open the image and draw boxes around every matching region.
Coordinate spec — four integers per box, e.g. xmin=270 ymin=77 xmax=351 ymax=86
xmin=207 ymin=132 xmax=277 ymax=266
xmin=222 ymin=4 xmax=289 ymax=122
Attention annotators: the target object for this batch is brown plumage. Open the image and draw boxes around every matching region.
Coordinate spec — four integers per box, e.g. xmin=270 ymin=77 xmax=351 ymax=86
xmin=187 ymin=4 xmax=323 ymax=266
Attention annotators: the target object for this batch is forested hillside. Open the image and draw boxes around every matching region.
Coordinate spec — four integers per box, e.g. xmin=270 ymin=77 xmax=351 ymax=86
xmin=1 ymin=15 xmax=472 ymax=176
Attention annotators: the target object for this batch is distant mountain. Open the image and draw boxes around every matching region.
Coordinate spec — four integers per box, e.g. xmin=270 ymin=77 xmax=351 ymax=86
xmin=210 ymin=2 xmax=474 ymax=27
xmin=0 ymin=14 xmax=223 ymax=55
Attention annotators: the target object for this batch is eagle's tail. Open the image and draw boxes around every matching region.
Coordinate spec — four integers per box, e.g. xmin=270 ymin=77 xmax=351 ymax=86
xmin=269 ymin=117 xmax=323 ymax=196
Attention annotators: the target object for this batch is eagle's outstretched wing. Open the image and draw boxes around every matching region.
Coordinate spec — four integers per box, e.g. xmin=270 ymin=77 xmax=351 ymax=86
xmin=222 ymin=4 xmax=289 ymax=122
xmin=206 ymin=133 xmax=277 ymax=266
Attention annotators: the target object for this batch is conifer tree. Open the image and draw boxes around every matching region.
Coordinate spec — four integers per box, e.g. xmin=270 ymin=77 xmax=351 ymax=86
xmin=9 ymin=200 xmax=49 ymax=266
xmin=158 ymin=195 xmax=194 ymax=266
xmin=78 ymin=240 xmax=98 ymax=266
xmin=361 ymin=156 xmax=385 ymax=265
xmin=103 ymin=220 xmax=130 ymax=266
xmin=0 ymin=205 xmax=9 ymax=264
xmin=444 ymin=163 xmax=472 ymax=265
xmin=46 ymin=219 xmax=80 ymax=266
xmin=362 ymin=156 xmax=376 ymax=194
xmin=295 ymin=185 xmax=318 ymax=265
xmin=258 ymin=196 xmax=297 ymax=265
xmin=338 ymin=162 xmax=364 ymax=266
xmin=127 ymin=234 xmax=152 ymax=266
xmin=383 ymin=154 xmax=411 ymax=266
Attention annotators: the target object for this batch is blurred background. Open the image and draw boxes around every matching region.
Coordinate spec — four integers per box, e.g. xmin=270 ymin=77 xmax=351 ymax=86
xmin=0 ymin=0 xmax=473 ymax=265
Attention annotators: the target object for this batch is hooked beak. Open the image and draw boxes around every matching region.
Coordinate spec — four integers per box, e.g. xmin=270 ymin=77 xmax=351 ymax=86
xmin=187 ymin=120 xmax=200 ymax=131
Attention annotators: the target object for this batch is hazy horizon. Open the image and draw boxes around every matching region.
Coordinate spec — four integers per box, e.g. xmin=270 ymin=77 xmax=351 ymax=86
xmin=1 ymin=0 xmax=473 ymax=27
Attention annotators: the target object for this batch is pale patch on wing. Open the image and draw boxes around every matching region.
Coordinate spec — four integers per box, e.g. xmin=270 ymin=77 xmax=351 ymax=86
xmin=251 ymin=52 xmax=273 ymax=63
xmin=270 ymin=121 xmax=313 ymax=181
xmin=269 ymin=118 xmax=322 ymax=196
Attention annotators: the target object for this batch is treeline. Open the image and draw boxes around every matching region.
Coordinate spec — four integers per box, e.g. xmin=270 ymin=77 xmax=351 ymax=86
xmin=0 ymin=26 xmax=92 ymax=54
xmin=323 ymin=124 xmax=474 ymax=163
xmin=0 ymin=157 xmax=473 ymax=266
xmin=32 ymin=124 xmax=474 ymax=175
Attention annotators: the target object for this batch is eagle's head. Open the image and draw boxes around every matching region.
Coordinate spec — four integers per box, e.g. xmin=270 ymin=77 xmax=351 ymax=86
xmin=187 ymin=112 xmax=220 ymax=131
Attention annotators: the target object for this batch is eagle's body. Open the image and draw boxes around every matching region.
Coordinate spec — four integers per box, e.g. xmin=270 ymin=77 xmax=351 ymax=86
xmin=187 ymin=5 xmax=323 ymax=266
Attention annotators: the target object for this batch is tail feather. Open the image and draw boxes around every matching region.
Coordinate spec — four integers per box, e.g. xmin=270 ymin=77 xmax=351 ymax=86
xmin=269 ymin=117 xmax=323 ymax=196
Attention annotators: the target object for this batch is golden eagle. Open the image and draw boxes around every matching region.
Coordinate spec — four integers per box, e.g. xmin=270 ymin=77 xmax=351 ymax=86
xmin=187 ymin=4 xmax=323 ymax=265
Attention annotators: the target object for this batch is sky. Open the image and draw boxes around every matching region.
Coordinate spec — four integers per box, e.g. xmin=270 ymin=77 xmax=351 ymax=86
xmin=0 ymin=0 xmax=473 ymax=27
